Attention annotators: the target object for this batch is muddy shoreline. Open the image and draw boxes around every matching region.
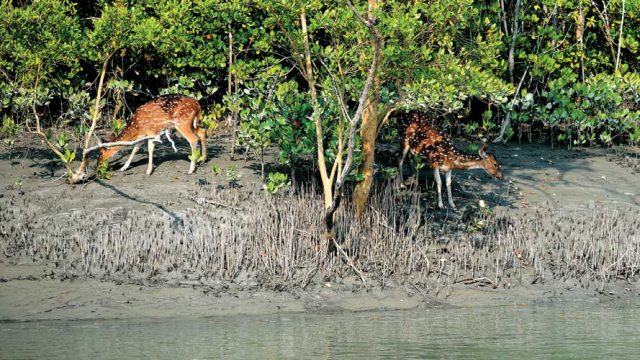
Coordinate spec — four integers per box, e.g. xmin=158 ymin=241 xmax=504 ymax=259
xmin=1 ymin=137 xmax=639 ymax=321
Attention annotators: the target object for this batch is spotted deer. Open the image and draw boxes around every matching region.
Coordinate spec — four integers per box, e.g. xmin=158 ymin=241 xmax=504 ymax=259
xmin=397 ymin=111 xmax=503 ymax=209
xmin=97 ymin=95 xmax=206 ymax=175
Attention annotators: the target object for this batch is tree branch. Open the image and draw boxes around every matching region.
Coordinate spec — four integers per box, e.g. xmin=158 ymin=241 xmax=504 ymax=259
xmin=615 ymin=0 xmax=625 ymax=71
xmin=83 ymin=135 xmax=159 ymax=154
xmin=335 ymin=1 xmax=382 ymax=189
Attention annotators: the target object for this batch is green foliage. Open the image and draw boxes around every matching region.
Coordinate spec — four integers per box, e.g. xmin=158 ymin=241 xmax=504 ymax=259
xmin=56 ymin=133 xmax=70 ymax=149
xmin=96 ymin=161 xmax=111 ymax=180
xmin=263 ymin=172 xmax=289 ymax=194
xmin=111 ymin=118 xmax=124 ymax=136
xmin=412 ymin=154 xmax=425 ymax=171
xmin=379 ymin=167 xmax=398 ymax=180
xmin=0 ymin=116 xmax=20 ymax=139
xmin=535 ymin=71 xmax=640 ymax=146
xmin=188 ymin=149 xmax=204 ymax=163
xmin=0 ymin=0 xmax=82 ymax=125
xmin=225 ymin=165 xmax=240 ymax=187
xmin=1 ymin=0 xmax=639 ymax=184
xmin=210 ymin=164 xmax=222 ymax=176
xmin=60 ymin=149 xmax=76 ymax=164
xmin=201 ymin=105 xmax=224 ymax=132
xmin=272 ymin=81 xmax=315 ymax=168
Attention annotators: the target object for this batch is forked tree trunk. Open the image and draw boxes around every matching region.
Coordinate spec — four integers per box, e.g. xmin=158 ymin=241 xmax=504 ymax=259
xmin=298 ymin=2 xmax=382 ymax=243
xmin=300 ymin=8 xmax=334 ymax=213
xmin=323 ymin=1 xmax=381 ymax=242
xmin=71 ymin=58 xmax=110 ymax=183
xmin=353 ymin=0 xmax=381 ymax=219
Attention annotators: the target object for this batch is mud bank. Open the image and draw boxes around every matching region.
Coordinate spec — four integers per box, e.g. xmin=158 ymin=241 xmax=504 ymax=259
xmin=1 ymin=137 xmax=639 ymax=321
xmin=3 ymin=264 xmax=635 ymax=322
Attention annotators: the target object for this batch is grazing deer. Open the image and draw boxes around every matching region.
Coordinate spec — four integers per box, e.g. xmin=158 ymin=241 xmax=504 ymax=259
xmin=397 ymin=111 xmax=503 ymax=209
xmin=97 ymin=95 xmax=206 ymax=175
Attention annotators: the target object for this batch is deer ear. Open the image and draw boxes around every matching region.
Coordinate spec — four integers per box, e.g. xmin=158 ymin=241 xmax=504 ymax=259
xmin=478 ymin=143 xmax=488 ymax=159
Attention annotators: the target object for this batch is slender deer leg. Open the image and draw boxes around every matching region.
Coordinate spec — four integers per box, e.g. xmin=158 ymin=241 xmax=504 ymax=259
xmin=197 ymin=127 xmax=207 ymax=162
xmin=146 ymin=139 xmax=156 ymax=176
xmin=398 ymin=142 xmax=410 ymax=187
xmin=175 ymin=125 xmax=199 ymax=174
xmin=165 ymin=130 xmax=178 ymax=152
xmin=445 ymin=170 xmax=456 ymax=209
xmin=120 ymin=143 xmax=141 ymax=171
xmin=434 ymin=168 xmax=444 ymax=208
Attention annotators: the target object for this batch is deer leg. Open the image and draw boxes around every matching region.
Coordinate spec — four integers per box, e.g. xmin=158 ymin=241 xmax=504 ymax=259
xmin=197 ymin=127 xmax=207 ymax=162
xmin=175 ymin=125 xmax=199 ymax=174
xmin=445 ymin=170 xmax=456 ymax=209
xmin=146 ymin=139 xmax=156 ymax=176
xmin=165 ymin=130 xmax=178 ymax=152
xmin=398 ymin=142 xmax=411 ymax=188
xmin=434 ymin=168 xmax=444 ymax=209
xmin=120 ymin=143 xmax=141 ymax=171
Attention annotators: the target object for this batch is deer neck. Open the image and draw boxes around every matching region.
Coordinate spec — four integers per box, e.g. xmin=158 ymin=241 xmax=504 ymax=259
xmin=97 ymin=128 xmax=134 ymax=166
xmin=448 ymin=151 xmax=486 ymax=170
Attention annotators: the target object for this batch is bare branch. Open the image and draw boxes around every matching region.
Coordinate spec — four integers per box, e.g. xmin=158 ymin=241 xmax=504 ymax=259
xmin=494 ymin=66 xmax=529 ymax=143
xmin=319 ymin=57 xmax=352 ymax=123
xmin=346 ymin=0 xmax=374 ymax=28
xmin=332 ymin=238 xmax=367 ymax=288
xmin=83 ymin=135 xmax=158 ymax=154
xmin=615 ymin=0 xmax=626 ymax=71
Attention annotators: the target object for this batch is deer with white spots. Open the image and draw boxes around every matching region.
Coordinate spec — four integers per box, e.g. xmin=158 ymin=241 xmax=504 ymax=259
xmin=397 ymin=111 xmax=503 ymax=209
xmin=97 ymin=95 xmax=206 ymax=175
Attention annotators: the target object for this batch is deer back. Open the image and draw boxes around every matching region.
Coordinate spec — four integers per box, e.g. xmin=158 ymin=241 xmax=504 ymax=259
xmin=117 ymin=95 xmax=201 ymax=141
xmin=399 ymin=111 xmax=450 ymax=157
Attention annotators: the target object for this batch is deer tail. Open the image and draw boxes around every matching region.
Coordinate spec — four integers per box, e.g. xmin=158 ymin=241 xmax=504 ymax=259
xmin=193 ymin=109 xmax=202 ymax=129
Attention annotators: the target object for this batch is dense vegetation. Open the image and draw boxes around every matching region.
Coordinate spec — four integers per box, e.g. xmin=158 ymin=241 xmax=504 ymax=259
xmin=1 ymin=1 xmax=638 ymax=204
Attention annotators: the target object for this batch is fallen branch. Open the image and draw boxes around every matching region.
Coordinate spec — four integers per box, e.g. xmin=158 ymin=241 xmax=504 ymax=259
xmin=493 ymin=67 xmax=529 ymax=144
xmin=83 ymin=135 xmax=159 ymax=154
xmin=332 ymin=238 xmax=367 ymax=289
xmin=188 ymin=195 xmax=243 ymax=212
xmin=409 ymin=281 xmax=428 ymax=298
xmin=455 ymin=277 xmax=496 ymax=287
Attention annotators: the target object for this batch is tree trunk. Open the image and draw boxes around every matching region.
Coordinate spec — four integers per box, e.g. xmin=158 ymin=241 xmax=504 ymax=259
xmin=300 ymin=8 xmax=334 ymax=212
xmin=260 ymin=147 xmax=265 ymax=180
xmin=507 ymin=0 xmax=521 ymax=84
xmin=353 ymin=0 xmax=381 ymax=218
xmin=577 ymin=2 xmax=586 ymax=82
xmin=228 ymin=31 xmax=239 ymax=160
xmin=353 ymin=94 xmax=378 ymax=217
xmin=299 ymin=2 xmax=381 ymax=244
xmin=71 ymin=57 xmax=110 ymax=183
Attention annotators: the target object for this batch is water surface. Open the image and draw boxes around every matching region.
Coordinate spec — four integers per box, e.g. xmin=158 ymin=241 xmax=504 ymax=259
xmin=1 ymin=302 xmax=639 ymax=359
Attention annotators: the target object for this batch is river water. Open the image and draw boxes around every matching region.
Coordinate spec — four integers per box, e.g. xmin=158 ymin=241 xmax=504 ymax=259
xmin=1 ymin=302 xmax=639 ymax=359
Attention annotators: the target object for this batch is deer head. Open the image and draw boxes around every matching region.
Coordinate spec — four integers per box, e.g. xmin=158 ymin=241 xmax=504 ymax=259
xmin=478 ymin=143 xmax=503 ymax=180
